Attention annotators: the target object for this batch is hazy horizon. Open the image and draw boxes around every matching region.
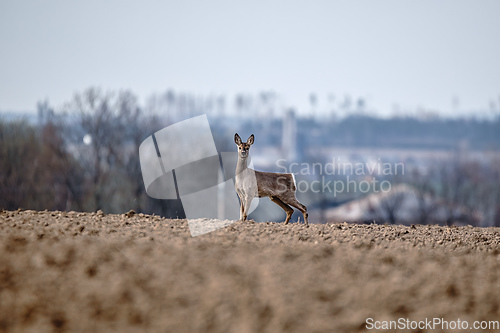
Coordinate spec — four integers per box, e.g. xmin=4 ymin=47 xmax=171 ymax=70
xmin=1 ymin=0 xmax=500 ymax=117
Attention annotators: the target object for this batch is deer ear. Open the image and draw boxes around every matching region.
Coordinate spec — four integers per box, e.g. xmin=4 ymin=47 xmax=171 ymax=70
xmin=234 ymin=133 xmax=242 ymax=145
xmin=247 ymin=134 xmax=254 ymax=145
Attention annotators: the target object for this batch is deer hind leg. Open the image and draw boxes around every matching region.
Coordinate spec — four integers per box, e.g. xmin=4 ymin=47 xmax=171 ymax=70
xmin=270 ymin=196 xmax=294 ymax=224
xmin=282 ymin=195 xmax=309 ymax=225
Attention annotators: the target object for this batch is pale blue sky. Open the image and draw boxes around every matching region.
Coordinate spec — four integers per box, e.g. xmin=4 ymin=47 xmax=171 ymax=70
xmin=1 ymin=0 xmax=499 ymax=116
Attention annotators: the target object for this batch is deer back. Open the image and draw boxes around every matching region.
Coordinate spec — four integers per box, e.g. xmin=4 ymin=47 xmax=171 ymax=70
xmin=255 ymin=170 xmax=296 ymax=198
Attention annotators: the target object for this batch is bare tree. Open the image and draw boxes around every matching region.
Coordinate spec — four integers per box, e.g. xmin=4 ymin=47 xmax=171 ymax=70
xmin=0 ymin=121 xmax=39 ymax=209
xmin=0 ymin=106 xmax=81 ymax=211
xmin=432 ymin=154 xmax=488 ymax=226
xmin=118 ymin=91 xmax=165 ymax=213
xmin=38 ymin=101 xmax=85 ymax=211
xmin=376 ymin=188 xmax=407 ymax=224
xmin=409 ymin=167 xmax=439 ymax=225
xmin=67 ymin=88 xmax=133 ymax=212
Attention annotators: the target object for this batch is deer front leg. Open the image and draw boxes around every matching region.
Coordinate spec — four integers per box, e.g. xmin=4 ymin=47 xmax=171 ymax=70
xmin=239 ymin=200 xmax=245 ymax=221
xmin=237 ymin=192 xmax=245 ymax=221
xmin=241 ymin=195 xmax=253 ymax=221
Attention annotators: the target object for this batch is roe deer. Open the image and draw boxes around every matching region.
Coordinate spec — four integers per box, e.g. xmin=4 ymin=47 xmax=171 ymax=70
xmin=234 ymin=133 xmax=308 ymax=225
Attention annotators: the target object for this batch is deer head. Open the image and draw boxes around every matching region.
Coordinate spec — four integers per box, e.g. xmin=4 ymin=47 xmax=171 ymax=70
xmin=234 ymin=133 xmax=254 ymax=159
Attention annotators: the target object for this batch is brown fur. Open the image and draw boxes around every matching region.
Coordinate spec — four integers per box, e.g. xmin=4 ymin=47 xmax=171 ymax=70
xmin=234 ymin=133 xmax=308 ymax=225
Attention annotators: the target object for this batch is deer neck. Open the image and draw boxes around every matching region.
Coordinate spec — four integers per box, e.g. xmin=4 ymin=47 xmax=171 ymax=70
xmin=236 ymin=155 xmax=249 ymax=176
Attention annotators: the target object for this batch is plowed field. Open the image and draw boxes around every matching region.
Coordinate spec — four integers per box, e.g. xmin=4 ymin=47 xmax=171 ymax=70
xmin=1 ymin=210 xmax=499 ymax=332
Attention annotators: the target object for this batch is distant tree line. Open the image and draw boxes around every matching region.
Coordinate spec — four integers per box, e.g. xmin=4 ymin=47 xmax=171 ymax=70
xmin=298 ymin=114 xmax=500 ymax=151
xmin=0 ymin=88 xmax=184 ymax=217
xmin=1 ymin=87 xmax=499 ymax=226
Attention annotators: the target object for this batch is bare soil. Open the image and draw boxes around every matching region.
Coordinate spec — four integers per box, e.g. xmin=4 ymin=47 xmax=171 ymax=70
xmin=0 ymin=209 xmax=499 ymax=332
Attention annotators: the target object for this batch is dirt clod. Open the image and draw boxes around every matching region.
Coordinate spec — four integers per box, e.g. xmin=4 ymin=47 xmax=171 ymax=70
xmin=125 ymin=210 xmax=136 ymax=218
